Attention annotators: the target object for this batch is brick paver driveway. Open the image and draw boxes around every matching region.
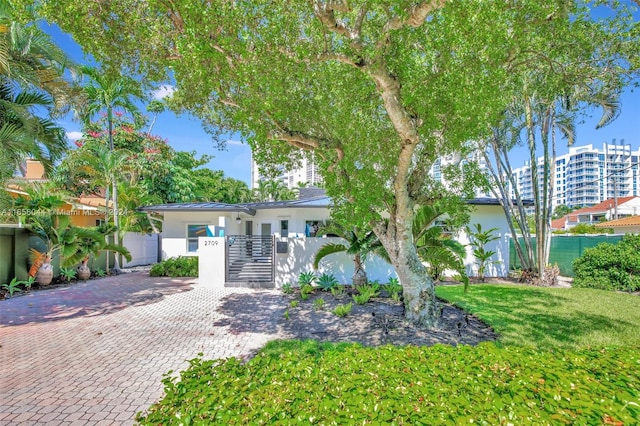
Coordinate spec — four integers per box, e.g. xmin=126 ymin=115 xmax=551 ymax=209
xmin=0 ymin=273 xmax=280 ymax=425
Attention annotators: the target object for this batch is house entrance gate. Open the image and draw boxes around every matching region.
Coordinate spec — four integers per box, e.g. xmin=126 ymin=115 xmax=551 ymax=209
xmin=225 ymin=235 xmax=275 ymax=287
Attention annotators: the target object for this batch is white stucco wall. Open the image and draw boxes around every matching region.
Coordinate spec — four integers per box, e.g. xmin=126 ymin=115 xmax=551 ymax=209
xmin=458 ymin=205 xmax=510 ymax=278
xmin=274 ymin=237 xmax=397 ymax=287
xmin=197 ymin=236 xmax=226 ymax=288
xmin=617 ymin=198 xmax=640 ymax=217
xmin=122 ymin=232 xmax=158 ymax=266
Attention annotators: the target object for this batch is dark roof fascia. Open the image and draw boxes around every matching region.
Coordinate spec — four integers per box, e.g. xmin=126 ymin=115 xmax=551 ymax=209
xmin=465 ymin=197 xmax=534 ymax=207
xmin=240 ymin=196 xmax=331 ymax=210
xmin=138 ymin=203 xmax=257 ymax=216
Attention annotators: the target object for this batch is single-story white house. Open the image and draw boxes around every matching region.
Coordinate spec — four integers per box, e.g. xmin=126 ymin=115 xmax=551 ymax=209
xmin=140 ymin=189 xmax=513 ymax=288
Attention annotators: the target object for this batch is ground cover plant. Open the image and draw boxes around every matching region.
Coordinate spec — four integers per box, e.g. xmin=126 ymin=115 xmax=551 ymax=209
xmin=136 ymin=340 xmax=639 ymax=425
xmin=435 ymin=284 xmax=640 ymax=350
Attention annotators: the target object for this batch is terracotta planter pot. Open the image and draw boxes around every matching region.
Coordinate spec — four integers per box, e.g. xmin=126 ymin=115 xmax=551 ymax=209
xmin=36 ymin=257 xmax=54 ymax=286
xmin=77 ymin=260 xmax=91 ymax=281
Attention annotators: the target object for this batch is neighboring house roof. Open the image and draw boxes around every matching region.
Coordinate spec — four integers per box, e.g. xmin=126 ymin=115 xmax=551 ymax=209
xmin=551 ymin=218 xmax=566 ymax=230
xmin=567 ymin=196 xmax=638 ymax=222
xmin=595 ymin=215 xmax=640 ymax=228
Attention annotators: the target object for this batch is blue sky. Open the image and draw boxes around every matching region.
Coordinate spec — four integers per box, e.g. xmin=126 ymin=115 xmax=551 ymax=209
xmin=44 ymin=20 xmax=638 ymax=188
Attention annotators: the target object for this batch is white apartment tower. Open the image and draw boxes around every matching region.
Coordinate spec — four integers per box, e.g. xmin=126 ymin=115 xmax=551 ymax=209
xmin=511 ymin=141 xmax=640 ymax=209
xmin=251 ymin=155 xmax=322 ymax=189
xmin=429 ymin=150 xmax=494 ymax=198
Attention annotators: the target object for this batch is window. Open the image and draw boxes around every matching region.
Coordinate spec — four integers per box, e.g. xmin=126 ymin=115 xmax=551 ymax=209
xmin=280 ymin=220 xmax=289 ymax=237
xmin=187 ymin=225 xmax=213 ymax=252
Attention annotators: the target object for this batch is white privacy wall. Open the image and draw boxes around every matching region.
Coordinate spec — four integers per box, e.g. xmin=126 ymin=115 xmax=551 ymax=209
xmin=458 ymin=205 xmax=510 ymax=278
xmin=274 ymin=237 xmax=397 ymax=287
xmin=122 ymin=232 xmax=159 ymax=267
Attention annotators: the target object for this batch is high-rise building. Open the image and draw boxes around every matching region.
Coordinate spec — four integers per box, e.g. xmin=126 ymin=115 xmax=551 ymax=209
xmin=251 ymin=155 xmax=322 ymax=189
xmin=511 ymin=141 xmax=640 ymax=209
xmin=429 ymin=150 xmax=494 ymax=198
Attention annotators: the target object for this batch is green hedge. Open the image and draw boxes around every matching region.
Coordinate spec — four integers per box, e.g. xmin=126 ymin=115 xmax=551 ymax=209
xmin=573 ymin=234 xmax=640 ymax=292
xmin=137 ymin=341 xmax=639 ymax=425
xmin=149 ymin=256 xmax=198 ymax=277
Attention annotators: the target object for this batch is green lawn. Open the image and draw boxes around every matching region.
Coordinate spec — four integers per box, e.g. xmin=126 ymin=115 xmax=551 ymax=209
xmin=436 ymin=284 xmax=640 ymax=350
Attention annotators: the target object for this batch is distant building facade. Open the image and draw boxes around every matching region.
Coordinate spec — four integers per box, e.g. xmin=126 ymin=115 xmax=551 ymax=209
xmin=251 ymin=155 xmax=322 ymax=190
xmin=511 ymin=141 xmax=640 ymax=209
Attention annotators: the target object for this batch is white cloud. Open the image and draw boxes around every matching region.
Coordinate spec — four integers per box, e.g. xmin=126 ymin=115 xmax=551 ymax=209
xmin=67 ymin=131 xmax=83 ymax=141
xmin=226 ymin=139 xmax=244 ymax=146
xmin=152 ymin=85 xmax=176 ymax=100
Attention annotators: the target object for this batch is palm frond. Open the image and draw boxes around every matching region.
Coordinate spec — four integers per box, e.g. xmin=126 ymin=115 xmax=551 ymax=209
xmin=313 ymin=243 xmax=347 ymax=269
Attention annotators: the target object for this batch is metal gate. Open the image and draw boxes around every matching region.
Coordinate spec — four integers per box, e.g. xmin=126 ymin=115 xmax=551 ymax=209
xmin=225 ymin=235 xmax=274 ymax=286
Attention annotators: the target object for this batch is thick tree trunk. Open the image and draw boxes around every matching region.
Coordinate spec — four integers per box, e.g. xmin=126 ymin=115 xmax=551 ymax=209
xmin=375 ymin=206 xmax=440 ymax=329
xmin=395 ymin=243 xmax=439 ymax=329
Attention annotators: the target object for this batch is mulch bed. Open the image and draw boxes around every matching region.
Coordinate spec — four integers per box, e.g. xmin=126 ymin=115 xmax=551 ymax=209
xmin=276 ymin=288 xmax=498 ymax=347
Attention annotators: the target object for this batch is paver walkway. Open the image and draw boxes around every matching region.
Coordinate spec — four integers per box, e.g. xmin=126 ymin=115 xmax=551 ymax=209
xmin=0 ymin=273 xmax=281 ymax=425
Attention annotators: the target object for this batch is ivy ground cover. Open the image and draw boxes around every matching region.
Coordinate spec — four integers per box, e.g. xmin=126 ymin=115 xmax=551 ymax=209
xmin=137 ymin=341 xmax=639 ymax=425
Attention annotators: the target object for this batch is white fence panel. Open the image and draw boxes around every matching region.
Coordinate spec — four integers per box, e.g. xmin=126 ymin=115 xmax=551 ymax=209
xmin=122 ymin=232 xmax=159 ymax=267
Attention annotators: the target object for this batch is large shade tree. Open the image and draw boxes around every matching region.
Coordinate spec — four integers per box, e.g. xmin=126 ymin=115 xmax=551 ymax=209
xmin=23 ymin=0 xmax=638 ymax=327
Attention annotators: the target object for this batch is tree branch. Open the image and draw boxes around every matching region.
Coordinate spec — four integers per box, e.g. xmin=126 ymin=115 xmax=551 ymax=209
xmin=386 ymin=0 xmax=447 ymax=30
xmin=311 ymin=0 xmax=353 ymax=39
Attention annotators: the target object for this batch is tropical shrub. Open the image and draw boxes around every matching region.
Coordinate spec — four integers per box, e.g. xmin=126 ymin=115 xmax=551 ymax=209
xmin=333 ymin=303 xmax=352 ymax=317
xmin=1 ymin=278 xmax=24 ymax=297
xmin=149 ymin=256 xmax=198 ymax=277
xmin=313 ymin=298 xmax=325 ymax=311
xmin=59 ymin=267 xmax=77 ymax=282
xmin=573 ymin=234 xmax=640 ymax=292
xmin=136 ymin=342 xmax=640 ymax=425
xmin=385 ymin=277 xmax=402 ymax=301
xmin=467 ymin=223 xmax=499 ymax=282
xmin=316 ymin=273 xmax=338 ymax=291
xmin=297 ymin=271 xmax=316 ymax=286
xmin=281 ymin=282 xmax=293 ymax=294
xmin=330 ymin=285 xmax=346 ymax=299
xmin=300 ymin=284 xmax=314 ymax=300
xmin=569 ymin=223 xmax=613 ymax=234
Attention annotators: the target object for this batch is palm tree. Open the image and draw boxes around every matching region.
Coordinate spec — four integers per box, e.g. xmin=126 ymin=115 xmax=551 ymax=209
xmin=0 ymin=7 xmax=76 ymax=184
xmin=252 ymin=180 xmax=271 ymax=202
xmin=413 ymin=205 xmax=469 ymax=288
xmin=313 ymin=223 xmax=389 ymax=286
xmin=65 ymin=143 xmax=132 ymax=271
xmin=78 ymin=66 xmax=140 ymax=273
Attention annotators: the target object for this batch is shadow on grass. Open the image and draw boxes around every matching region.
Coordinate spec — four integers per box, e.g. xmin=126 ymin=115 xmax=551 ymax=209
xmin=0 ymin=272 xmax=195 ymax=326
xmin=436 ymin=284 xmax=632 ymax=349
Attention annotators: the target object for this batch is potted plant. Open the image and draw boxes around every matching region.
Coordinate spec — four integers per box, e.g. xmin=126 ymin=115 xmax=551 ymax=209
xmin=64 ymin=224 xmax=132 ymax=280
xmin=29 ymin=248 xmax=54 ymax=286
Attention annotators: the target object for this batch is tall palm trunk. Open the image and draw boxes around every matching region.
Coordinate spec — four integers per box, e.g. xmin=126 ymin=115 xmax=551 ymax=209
xmin=107 ymin=107 xmax=122 ymax=273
